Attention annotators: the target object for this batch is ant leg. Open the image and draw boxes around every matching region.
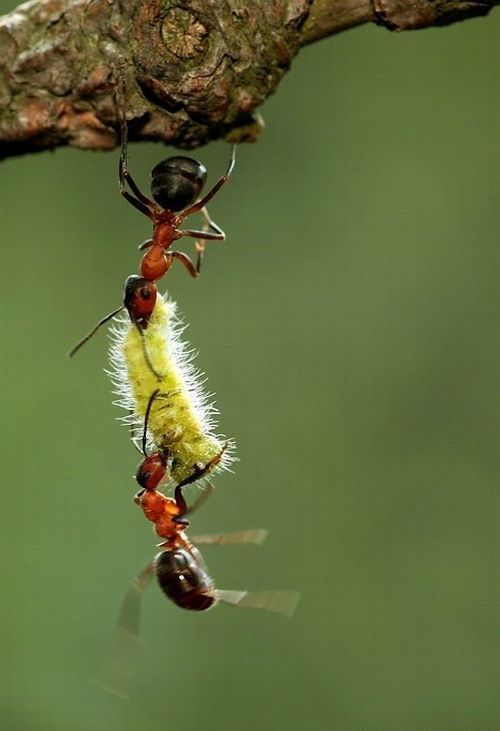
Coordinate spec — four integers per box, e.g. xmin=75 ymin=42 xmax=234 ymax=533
xmin=177 ymin=231 xmax=225 ymax=274
xmin=68 ymin=305 xmax=124 ymax=358
xmin=179 ymin=207 xmax=226 ymax=269
xmin=195 ymin=240 xmax=205 ymax=275
xmin=176 ymin=443 xmax=228 ymax=489
xmin=181 ymin=144 xmax=236 ymax=218
xmin=175 ymin=442 xmax=229 ymax=500
xmin=121 ymin=190 xmax=154 ymax=219
xmin=118 ymin=106 xmax=155 ymax=218
xmin=170 ymin=251 xmax=199 ymax=279
xmin=189 ymin=208 xmax=225 ymax=273
xmin=174 ymin=483 xmax=188 ymax=516
xmin=138 ymin=237 xmax=154 ymax=252
xmin=194 ymin=239 xmax=206 ymax=274
xmin=201 ymin=206 xmax=225 ymax=236
xmin=173 ymin=482 xmax=213 ymax=525
xmin=178 ymin=225 xmax=226 ymax=274
xmin=179 ymin=228 xmax=225 ymax=241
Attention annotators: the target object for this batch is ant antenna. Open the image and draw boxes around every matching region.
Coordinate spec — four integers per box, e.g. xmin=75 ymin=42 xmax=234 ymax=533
xmin=68 ymin=305 xmax=124 ymax=358
xmin=133 ymin=322 xmax=163 ymax=381
xmin=142 ymin=388 xmax=160 ymax=456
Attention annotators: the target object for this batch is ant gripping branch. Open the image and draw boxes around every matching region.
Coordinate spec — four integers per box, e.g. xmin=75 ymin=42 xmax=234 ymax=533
xmin=119 ymin=113 xmax=236 ymax=283
xmin=69 ymin=107 xmax=236 ymax=358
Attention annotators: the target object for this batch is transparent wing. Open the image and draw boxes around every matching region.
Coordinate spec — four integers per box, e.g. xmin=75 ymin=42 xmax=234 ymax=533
xmin=91 ymin=562 xmax=154 ymax=699
xmin=192 ymin=529 xmax=268 ymax=546
xmin=215 ymin=590 xmax=300 ymax=617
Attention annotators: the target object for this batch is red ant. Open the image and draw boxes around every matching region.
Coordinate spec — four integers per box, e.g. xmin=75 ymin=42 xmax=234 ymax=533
xmin=119 ymin=116 xmax=235 ymax=284
xmin=133 ymin=478 xmax=299 ymax=614
xmin=92 ymin=418 xmax=298 ymax=698
xmin=93 ymin=481 xmax=297 ymax=697
xmin=130 ymin=391 xmax=298 ymax=613
xmin=69 ymin=115 xmax=235 ymax=358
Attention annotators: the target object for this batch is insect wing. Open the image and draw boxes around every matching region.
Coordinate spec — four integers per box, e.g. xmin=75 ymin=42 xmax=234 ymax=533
xmin=215 ymin=590 xmax=300 ymax=617
xmin=91 ymin=562 xmax=154 ymax=699
xmin=192 ymin=529 xmax=268 ymax=546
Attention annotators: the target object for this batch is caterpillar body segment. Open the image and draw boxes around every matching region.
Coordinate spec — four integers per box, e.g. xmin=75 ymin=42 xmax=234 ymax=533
xmin=109 ymin=292 xmax=234 ymax=486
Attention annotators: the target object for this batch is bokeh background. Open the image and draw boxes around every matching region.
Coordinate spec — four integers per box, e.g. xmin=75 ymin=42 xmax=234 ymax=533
xmin=1 ymin=2 xmax=499 ymax=729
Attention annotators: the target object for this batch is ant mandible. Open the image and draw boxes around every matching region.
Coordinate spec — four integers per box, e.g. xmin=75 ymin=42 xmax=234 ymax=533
xmin=69 ymin=114 xmax=236 ymax=358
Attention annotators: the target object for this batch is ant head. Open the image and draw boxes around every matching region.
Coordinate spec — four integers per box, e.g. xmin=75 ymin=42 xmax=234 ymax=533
xmin=136 ymin=451 xmax=168 ymax=490
xmin=151 ymin=156 xmax=207 ymax=212
xmin=123 ymin=275 xmax=158 ymax=329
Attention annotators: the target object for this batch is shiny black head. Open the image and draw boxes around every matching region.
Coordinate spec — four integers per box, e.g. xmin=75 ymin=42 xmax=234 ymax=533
xmin=151 ymin=156 xmax=207 ymax=212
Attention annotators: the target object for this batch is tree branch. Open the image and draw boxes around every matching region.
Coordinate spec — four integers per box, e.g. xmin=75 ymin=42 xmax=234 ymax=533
xmin=300 ymin=0 xmax=497 ymax=42
xmin=0 ymin=0 xmax=498 ymax=160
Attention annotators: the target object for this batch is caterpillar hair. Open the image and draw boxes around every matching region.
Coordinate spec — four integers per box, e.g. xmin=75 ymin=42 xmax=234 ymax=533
xmin=108 ymin=292 xmax=234 ymax=486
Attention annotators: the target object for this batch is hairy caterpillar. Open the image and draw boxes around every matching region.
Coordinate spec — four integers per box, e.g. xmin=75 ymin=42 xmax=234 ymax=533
xmin=109 ymin=291 xmax=233 ymax=485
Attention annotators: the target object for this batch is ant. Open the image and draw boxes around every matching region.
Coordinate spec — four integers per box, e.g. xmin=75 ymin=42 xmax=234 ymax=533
xmin=93 ymin=482 xmax=297 ymax=698
xmin=119 ymin=115 xmax=236 ymax=284
xmin=133 ymin=479 xmax=299 ymax=615
xmin=92 ymin=425 xmax=297 ymax=699
xmin=131 ymin=392 xmax=297 ymax=613
xmin=69 ymin=110 xmax=236 ymax=358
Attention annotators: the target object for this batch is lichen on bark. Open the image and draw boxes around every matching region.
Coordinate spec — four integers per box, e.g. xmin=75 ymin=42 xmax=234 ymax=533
xmin=0 ymin=0 xmax=311 ymax=158
xmin=0 ymin=0 xmax=498 ymax=159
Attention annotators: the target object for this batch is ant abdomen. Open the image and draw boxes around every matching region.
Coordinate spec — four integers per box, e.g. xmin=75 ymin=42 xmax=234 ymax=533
xmin=151 ymin=157 xmax=207 ymax=212
xmin=154 ymin=548 xmax=216 ymax=611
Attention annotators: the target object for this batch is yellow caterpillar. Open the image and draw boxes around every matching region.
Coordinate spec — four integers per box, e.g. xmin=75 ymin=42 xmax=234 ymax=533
xmin=109 ymin=292 xmax=233 ymax=485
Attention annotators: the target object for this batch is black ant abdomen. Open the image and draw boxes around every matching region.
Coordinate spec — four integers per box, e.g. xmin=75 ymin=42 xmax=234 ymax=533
xmin=154 ymin=548 xmax=216 ymax=611
xmin=151 ymin=157 xmax=207 ymax=212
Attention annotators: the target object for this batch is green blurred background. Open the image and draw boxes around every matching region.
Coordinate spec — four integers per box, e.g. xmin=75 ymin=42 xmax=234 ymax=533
xmin=1 ymin=3 xmax=499 ymax=729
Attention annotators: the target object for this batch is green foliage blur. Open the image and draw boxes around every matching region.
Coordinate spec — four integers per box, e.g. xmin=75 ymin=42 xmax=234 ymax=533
xmin=1 ymin=3 xmax=499 ymax=729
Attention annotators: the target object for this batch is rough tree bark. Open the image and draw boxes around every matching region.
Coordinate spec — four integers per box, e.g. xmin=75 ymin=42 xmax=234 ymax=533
xmin=0 ymin=0 xmax=497 ymax=159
